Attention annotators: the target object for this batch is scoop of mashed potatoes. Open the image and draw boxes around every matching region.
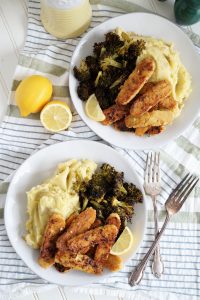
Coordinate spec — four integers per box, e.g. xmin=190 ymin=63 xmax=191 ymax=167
xmin=25 ymin=159 xmax=97 ymax=249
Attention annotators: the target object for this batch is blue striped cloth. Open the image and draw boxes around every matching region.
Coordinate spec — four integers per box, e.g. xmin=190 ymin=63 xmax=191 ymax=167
xmin=0 ymin=1 xmax=200 ymax=299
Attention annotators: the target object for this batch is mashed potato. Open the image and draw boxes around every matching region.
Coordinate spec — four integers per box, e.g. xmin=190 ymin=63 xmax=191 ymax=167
xmin=25 ymin=159 xmax=97 ymax=249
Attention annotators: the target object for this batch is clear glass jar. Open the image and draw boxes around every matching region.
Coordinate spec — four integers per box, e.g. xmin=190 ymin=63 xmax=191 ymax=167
xmin=41 ymin=0 xmax=92 ymax=39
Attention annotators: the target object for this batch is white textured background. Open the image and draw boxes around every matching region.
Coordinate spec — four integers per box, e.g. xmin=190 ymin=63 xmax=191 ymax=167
xmin=0 ymin=0 xmax=199 ymax=299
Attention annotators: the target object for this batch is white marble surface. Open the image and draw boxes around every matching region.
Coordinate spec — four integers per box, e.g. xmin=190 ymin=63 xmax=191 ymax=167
xmin=0 ymin=0 xmax=199 ymax=299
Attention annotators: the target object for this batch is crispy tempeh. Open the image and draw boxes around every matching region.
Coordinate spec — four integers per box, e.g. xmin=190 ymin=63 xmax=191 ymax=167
xmin=106 ymin=213 xmax=121 ymax=230
xmin=66 ymin=225 xmax=118 ymax=254
xmin=116 ymin=57 xmax=156 ymax=105
xmin=55 ymin=251 xmax=103 ymax=274
xmin=135 ymin=127 xmax=150 ymax=136
xmin=113 ymin=118 xmax=135 ymax=132
xmin=135 ymin=126 xmax=165 ymax=136
xmin=125 ymin=110 xmax=174 ymax=128
xmin=65 ymin=212 xmax=79 ymax=228
xmin=158 ymin=94 xmax=177 ymax=110
xmin=38 ymin=213 xmax=65 ymax=268
xmin=102 ymin=104 xmax=130 ymax=126
xmin=146 ymin=126 xmax=165 ymax=135
xmin=104 ymin=254 xmax=123 ymax=272
xmin=56 ymin=208 xmax=96 ymax=251
xmin=130 ymin=80 xmax=172 ymax=117
xmin=94 ymin=214 xmax=120 ymax=265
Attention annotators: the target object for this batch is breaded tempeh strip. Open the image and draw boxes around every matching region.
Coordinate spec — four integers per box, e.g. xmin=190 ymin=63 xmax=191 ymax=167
xmin=104 ymin=254 xmax=123 ymax=272
xmin=94 ymin=214 xmax=120 ymax=265
xmin=146 ymin=126 xmax=165 ymax=135
xmin=135 ymin=126 xmax=165 ymax=136
xmin=66 ymin=225 xmax=118 ymax=254
xmin=130 ymin=80 xmax=172 ymax=117
xmin=125 ymin=110 xmax=174 ymax=128
xmin=102 ymin=104 xmax=130 ymax=126
xmin=158 ymin=94 xmax=177 ymax=110
xmin=135 ymin=127 xmax=150 ymax=136
xmin=55 ymin=251 xmax=102 ymax=274
xmin=38 ymin=213 xmax=65 ymax=268
xmin=116 ymin=57 xmax=156 ymax=105
xmin=113 ymin=118 xmax=135 ymax=132
xmin=56 ymin=207 xmax=96 ymax=251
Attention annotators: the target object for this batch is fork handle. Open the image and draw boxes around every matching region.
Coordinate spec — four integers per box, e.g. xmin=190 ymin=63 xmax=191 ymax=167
xmin=152 ymin=195 xmax=164 ymax=278
xmin=129 ymin=214 xmax=171 ymax=286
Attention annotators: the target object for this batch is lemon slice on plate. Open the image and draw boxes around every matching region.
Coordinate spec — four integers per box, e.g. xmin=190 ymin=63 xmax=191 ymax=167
xmin=110 ymin=226 xmax=133 ymax=256
xmin=85 ymin=94 xmax=105 ymax=121
xmin=40 ymin=100 xmax=72 ymax=132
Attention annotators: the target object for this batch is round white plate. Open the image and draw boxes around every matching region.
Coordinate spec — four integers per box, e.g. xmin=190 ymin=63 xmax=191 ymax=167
xmin=69 ymin=12 xmax=200 ymax=150
xmin=5 ymin=140 xmax=146 ymax=286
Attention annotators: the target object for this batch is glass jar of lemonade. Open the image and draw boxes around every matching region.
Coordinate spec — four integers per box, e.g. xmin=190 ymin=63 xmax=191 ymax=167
xmin=41 ymin=0 xmax=92 ymax=39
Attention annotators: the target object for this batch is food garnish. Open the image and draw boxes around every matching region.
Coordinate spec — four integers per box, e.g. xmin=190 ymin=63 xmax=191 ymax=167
xmin=85 ymin=94 xmax=105 ymax=121
xmin=15 ymin=75 xmax=53 ymax=117
xmin=74 ymin=28 xmax=192 ymax=137
xmin=110 ymin=226 xmax=133 ymax=256
xmin=40 ymin=100 xmax=72 ymax=132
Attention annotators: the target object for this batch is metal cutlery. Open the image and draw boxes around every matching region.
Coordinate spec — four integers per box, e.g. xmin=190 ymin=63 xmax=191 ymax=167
xmin=129 ymin=173 xmax=199 ymax=286
xmin=144 ymin=152 xmax=164 ymax=278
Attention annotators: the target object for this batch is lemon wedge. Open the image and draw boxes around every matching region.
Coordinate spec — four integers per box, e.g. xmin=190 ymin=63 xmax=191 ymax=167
xmin=110 ymin=226 xmax=133 ymax=256
xmin=85 ymin=94 xmax=105 ymax=122
xmin=40 ymin=100 xmax=72 ymax=132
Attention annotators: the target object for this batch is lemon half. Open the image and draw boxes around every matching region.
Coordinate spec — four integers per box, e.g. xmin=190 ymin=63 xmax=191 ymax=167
xmin=110 ymin=226 xmax=133 ymax=256
xmin=85 ymin=94 xmax=105 ymax=122
xmin=40 ymin=100 xmax=72 ymax=132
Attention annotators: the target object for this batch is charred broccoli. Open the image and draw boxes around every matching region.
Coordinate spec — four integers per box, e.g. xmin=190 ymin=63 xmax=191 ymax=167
xmin=74 ymin=29 xmax=145 ymax=106
xmin=79 ymin=163 xmax=143 ymax=231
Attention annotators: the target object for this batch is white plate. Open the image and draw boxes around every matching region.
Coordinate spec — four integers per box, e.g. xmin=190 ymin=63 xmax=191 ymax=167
xmin=69 ymin=12 xmax=200 ymax=150
xmin=5 ymin=140 xmax=147 ymax=286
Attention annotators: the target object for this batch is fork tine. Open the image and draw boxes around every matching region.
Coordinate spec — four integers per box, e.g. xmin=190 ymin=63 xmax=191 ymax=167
xmin=168 ymin=173 xmax=190 ymax=199
xmin=173 ymin=174 xmax=194 ymax=201
xmin=179 ymin=177 xmax=199 ymax=205
xmin=149 ymin=153 xmax=153 ymax=183
xmin=178 ymin=176 xmax=197 ymax=201
xmin=153 ymin=153 xmax=156 ymax=182
xmin=157 ymin=152 xmax=160 ymax=182
xmin=144 ymin=153 xmax=150 ymax=183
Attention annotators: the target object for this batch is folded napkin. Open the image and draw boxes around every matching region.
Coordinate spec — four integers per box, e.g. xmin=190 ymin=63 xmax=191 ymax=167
xmin=0 ymin=1 xmax=200 ymax=299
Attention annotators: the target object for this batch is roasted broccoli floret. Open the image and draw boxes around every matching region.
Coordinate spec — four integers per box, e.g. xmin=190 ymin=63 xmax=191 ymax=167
xmin=111 ymin=197 xmax=134 ymax=223
xmin=93 ymin=42 xmax=106 ymax=58
xmin=112 ymin=172 xmax=127 ymax=199
xmin=85 ymin=56 xmax=99 ymax=77
xmin=104 ymin=32 xmax=124 ymax=56
xmin=73 ymin=60 xmax=90 ymax=82
xmin=100 ymin=56 xmax=122 ymax=71
xmin=100 ymin=163 xmax=117 ymax=184
xmin=93 ymin=32 xmax=124 ymax=58
xmin=77 ymin=81 xmax=94 ymax=101
xmin=123 ymin=182 xmax=143 ymax=203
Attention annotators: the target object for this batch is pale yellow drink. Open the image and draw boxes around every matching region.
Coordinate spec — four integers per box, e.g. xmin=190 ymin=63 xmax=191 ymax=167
xmin=41 ymin=0 xmax=92 ymax=39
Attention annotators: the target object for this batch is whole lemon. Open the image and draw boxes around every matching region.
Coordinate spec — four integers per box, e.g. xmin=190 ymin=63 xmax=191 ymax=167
xmin=15 ymin=75 xmax=53 ymax=117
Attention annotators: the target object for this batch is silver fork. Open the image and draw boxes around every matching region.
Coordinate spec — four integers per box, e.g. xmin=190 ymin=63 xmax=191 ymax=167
xmin=144 ymin=152 xmax=164 ymax=278
xmin=129 ymin=173 xmax=199 ymax=286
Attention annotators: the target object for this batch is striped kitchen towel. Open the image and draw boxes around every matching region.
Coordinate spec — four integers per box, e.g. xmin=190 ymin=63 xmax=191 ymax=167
xmin=0 ymin=1 xmax=200 ymax=299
